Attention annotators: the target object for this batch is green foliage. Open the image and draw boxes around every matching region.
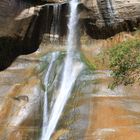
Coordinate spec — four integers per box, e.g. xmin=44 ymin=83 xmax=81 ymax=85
xmin=80 ymin=52 xmax=96 ymax=71
xmin=109 ymin=39 xmax=140 ymax=86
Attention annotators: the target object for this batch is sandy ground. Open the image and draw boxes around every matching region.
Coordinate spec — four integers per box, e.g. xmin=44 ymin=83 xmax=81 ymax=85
xmin=85 ymin=96 xmax=140 ymax=140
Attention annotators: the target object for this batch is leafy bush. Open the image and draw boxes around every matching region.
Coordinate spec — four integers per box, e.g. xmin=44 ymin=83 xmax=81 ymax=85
xmin=109 ymin=39 xmax=140 ymax=86
xmin=80 ymin=52 xmax=96 ymax=71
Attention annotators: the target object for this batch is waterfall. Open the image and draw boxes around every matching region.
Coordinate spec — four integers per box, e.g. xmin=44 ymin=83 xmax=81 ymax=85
xmin=43 ymin=0 xmax=83 ymax=139
xmin=97 ymin=0 xmax=117 ymax=25
xmin=106 ymin=0 xmax=116 ymax=24
xmin=40 ymin=52 xmax=59 ymax=140
xmin=50 ymin=4 xmax=61 ymax=42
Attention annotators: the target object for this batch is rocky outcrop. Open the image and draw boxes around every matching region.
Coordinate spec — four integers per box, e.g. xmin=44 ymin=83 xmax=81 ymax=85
xmin=0 ymin=0 xmax=140 ymax=39
xmin=0 ymin=0 xmax=68 ymax=70
xmin=79 ymin=0 xmax=140 ymax=38
xmin=0 ymin=1 xmax=140 ymax=140
xmin=0 ymin=0 xmax=140 ymax=70
xmin=0 ymin=0 xmax=40 ymax=70
xmin=0 ymin=52 xmax=44 ymax=140
xmin=45 ymin=0 xmax=140 ymax=38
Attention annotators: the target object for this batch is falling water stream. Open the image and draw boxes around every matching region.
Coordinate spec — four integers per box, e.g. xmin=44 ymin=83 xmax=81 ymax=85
xmin=50 ymin=4 xmax=61 ymax=41
xmin=42 ymin=0 xmax=83 ymax=139
xmin=40 ymin=52 xmax=59 ymax=140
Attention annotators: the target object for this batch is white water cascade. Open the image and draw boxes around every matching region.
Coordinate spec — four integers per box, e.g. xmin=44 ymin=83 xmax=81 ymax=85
xmin=43 ymin=0 xmax=83 ymax=139
xmin=40 ymin=52 xmax=59 ymax=140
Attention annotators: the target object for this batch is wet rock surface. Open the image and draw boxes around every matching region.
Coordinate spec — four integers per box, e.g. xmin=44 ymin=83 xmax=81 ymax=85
xmin=0 ymin=52 xmax=44 ymax=139
xmin=79 ymin=0 xmax=140 ymax=38
xmin=0 ymin=31 xmax=140 ymax=139
xmin=0 ymin=0 xmax=140 ymax=70
xmin=85 ymin=71 xmax=140 ymax=140
xmin=0 ymin=0 xmax=140 ymax=140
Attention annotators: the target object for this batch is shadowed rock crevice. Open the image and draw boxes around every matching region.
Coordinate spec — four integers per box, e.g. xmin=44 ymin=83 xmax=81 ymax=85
xmin=0 ymin=0 xmax=140 ymax=70
xmin=0 ymin=8 xmax=44 ymax=70
xmin=0 ymin=37 xmax=21 ymax=71
xmin=96 ymin=0 xmax=117 ymax=25
xmin=38 ymin=3 xmax=68 ymax=40
xmin=79 ymin=3 xmax=140 ymax=39
xmin=82 ymin=17 xmax=140 ymax=39
xmin=0 ymin=2 xmax=68 ymax=71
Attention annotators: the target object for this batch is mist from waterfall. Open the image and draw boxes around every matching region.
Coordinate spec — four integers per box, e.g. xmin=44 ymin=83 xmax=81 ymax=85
xmin=40 ymin=52 xmax=59 ymax=140
xmin=43 ymin=0 xmax=83 ymax=139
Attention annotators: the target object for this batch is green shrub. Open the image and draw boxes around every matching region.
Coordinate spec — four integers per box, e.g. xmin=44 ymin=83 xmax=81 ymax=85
xmin=109 ymin=39 xmax=140 ymax=86
xmin=80 ymin=52 xmax=96 ymax=71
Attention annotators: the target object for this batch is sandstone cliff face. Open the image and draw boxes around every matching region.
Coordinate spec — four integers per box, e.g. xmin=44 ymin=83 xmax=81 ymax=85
xmin=0 ymin=0 xmax=139 ymax=70
xmin=0 ymin=1 xmax=140 ymax=140
xmin=0 ymin=0 xmax=33 ymax=38
xmin=1 ymin=0 xmax=140 ymax=38
xmin=79 ymin=0 xmax=140 ymax=38
xmin=0 ymin=0 xmax=140 ymax=96
xmin=0 ymin=0 xmax=140 ymax=38
xmin=0 ymin=0 xmax=45 ymax=70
